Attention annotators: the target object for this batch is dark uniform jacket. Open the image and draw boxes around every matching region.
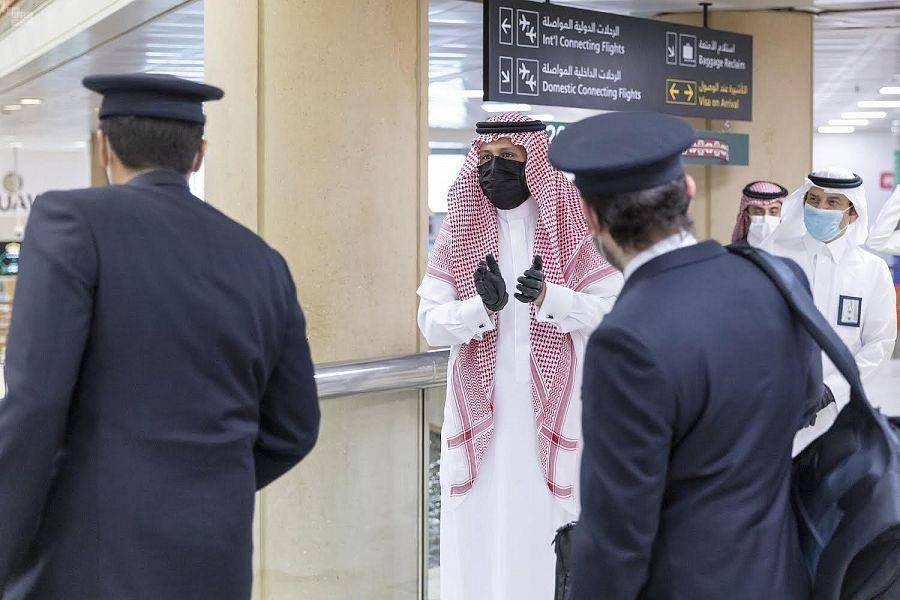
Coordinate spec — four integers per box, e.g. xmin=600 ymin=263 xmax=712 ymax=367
xmin=570 ymin=240 xmax=820 ymax=599
xmin=0 ymin=169 xmax=319 ymax=599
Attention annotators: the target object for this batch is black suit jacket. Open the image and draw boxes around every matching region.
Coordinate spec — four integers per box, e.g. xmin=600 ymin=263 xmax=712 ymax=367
xmin=570 ymin=240 xmax=820 ymax=599
xmin=0 ymin=170 xmax=319 ymax=599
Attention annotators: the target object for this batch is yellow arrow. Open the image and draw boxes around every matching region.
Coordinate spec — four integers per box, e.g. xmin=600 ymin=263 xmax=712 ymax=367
xmin=685 ymin=85 xmax=694 ymax=102
xmin=669 ymin=83 xmax=680 ymax=99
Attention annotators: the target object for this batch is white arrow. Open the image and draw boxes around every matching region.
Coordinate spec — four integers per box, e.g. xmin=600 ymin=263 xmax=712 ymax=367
xmin=667 ymin=46 xmax=675 ymax=59
xmin=501 ymin=18 xmax=511 ymax=35
xmin=501 ymin=70 xmax=511 ymax=84
xmin=519 ymin=63 xmax=531 ymax=79
xmin=519 ymin=14 xmax=530 ymax=31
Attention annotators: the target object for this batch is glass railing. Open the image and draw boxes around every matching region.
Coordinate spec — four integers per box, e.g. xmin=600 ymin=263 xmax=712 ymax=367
xmin=280 ymin=350 xmax=450 ymax=599
xmin=424 ymin=385 xmax=445 ymax=599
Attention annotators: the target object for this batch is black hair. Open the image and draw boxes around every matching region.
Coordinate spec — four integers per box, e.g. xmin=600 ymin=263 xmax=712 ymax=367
xmin=582 ymin=177 xmax=694 ymax=252
xmin=100 ymin=115 xmax=203 ymax=174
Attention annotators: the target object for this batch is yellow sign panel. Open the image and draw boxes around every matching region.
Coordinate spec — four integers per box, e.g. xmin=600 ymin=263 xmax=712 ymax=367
xmin=666 ymin=79 xmax=697 ymax=106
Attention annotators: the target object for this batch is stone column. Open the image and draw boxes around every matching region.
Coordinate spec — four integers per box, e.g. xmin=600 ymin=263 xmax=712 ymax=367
xmin=205 ymin=0 xmax=428 ymax=597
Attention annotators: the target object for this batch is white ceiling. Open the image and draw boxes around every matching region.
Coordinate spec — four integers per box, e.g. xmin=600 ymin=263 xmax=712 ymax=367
xmin=0 ymin=0 xmax=898 ymax=152
xmin=0 ymin=0 xmax=203 ymax=151
xmin=814 ymin=7 xmax=900 ymax=132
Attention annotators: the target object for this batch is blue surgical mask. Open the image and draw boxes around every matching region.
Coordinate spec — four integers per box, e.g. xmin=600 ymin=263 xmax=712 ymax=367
xmin=804 ymin=203 xmax=850 ymax=243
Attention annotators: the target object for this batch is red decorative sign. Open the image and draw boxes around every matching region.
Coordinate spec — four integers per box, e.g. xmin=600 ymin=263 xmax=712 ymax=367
xmin=683 ymin=137 xmax=731 ymax=164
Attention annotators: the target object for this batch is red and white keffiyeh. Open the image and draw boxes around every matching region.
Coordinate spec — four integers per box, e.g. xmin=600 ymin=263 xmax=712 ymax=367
xmin=730 ymin=181 xmax=787 ymax=243
xmin=426 ymin=113 xmax=616 ymax=499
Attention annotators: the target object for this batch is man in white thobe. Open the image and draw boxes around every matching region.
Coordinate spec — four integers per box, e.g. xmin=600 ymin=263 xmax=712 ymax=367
xmin=417 ymin=114 xmax=622 ymax=600
xmin=868 ymin=184 xmax=900 ymax=254
xmin=763 ymin=167 xmax=897 ymax=454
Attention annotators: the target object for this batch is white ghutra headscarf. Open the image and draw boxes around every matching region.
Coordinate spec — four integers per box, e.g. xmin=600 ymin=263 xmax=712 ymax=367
xmin=763 ymin=166 xmax=869 ymax=250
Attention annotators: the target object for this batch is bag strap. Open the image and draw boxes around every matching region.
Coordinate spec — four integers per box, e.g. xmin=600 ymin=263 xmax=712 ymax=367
xmin=726 ymin=244 xmax=877 ymax=418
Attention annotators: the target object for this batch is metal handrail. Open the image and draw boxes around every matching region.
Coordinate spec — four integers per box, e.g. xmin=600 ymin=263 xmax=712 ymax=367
xmin=314 ymin=349 xmax=450 ymax=398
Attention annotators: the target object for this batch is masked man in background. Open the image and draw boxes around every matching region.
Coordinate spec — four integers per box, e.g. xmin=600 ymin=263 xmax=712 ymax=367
xmin=417 ymin=113 xmax=622 ymax=600
xmin=763 ymin=167 xmax=896 ymax=454
xmin=731 ymin=180 xmax=788 ymax=247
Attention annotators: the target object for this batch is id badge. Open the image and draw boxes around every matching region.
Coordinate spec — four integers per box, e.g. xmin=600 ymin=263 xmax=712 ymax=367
xmin=837 ymin=295 xmax=862 ymax=328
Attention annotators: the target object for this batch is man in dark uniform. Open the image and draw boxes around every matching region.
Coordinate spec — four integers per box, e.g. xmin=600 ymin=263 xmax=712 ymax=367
xmin=548 ymin=112 xmax=821 ymax=599
xmin=0 ymin=74 xmax=320 ymax=599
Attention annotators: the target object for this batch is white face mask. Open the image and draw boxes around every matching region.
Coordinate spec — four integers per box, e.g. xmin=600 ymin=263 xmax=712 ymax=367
xmin=747 ymin=214 xmax=781 ymax=247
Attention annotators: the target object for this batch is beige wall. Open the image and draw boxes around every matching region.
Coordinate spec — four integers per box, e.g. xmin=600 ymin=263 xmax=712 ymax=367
xmin=663 ymin=11 xmax=813 ymax=241
xmin=205 ymin=0 xmax=428 ymax=598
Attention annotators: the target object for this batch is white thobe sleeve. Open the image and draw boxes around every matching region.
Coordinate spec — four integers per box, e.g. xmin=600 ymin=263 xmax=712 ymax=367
xmin=534 ymin=272 xmax=623 ymax=335
xmin=417 ymin=276 xmax=496 ymax=347
xmin=868 ymin=187 xmax=900 ymax=254
xmin=825 ymin=261 xmax=897 ymax=409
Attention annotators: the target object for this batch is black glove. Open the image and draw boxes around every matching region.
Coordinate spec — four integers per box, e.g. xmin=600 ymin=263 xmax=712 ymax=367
xmin=515 ymin=255 xmax=545 ymax=303
xmin=474 ymin=253 xmax=508 ymax=312
xmin=807 ymin=384 xmax=836 ymax=427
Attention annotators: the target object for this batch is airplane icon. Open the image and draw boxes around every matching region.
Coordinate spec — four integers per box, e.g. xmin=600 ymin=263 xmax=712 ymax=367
xmin=515 ymin=58 xmax=539 ymax=96
xmin=519 ymin=62 xmax=531 ymax=79
xmin=519 ymin=13 xmax=530 ymax=31
xmin=515 ymin=10 xmax=539 ymax=48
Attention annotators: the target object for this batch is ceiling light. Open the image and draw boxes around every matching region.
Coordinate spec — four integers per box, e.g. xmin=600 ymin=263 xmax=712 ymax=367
xmin=8 ymin=142 xmax=23 ymax=148
xmin=828 ymin=119 xmax=868 ymax=126
xmin=1 ymin=105 xmax=21 ymax=112
xmin=858 ymin=100 xmax=900 ymax=108
xmin=146 ymin=33 xmax=203 ymax=40
xmin=146 ymin=43 xmax=202 ymax=49
xmin=430 ymin=52 xmax=467 ymax=58
xmin=818 ymin=126 xmax=855 ymax=134
xmin=482 ymin=102 xmax=532 ymax=112
xmin=880 ymin=87 xmax=900 ymax=95
xmin=430 ymin=19 xmax=468 ymax=24
xmin=18 ymin=98 xmax=41 ymax=105
xmin=842 ymin=111 xmax=886 ymax=119
xmin=528 ymin=114 xmax=556 ymax=121
xmin=145 ymin=70 xmax=205 ymax=79
xmin=461 ymin=89 xmax=484 ymax=99
xmin=151 ymin=22 xmax=203 ymax=28
xmin=145 ymin=59 xmax=204 ymax=65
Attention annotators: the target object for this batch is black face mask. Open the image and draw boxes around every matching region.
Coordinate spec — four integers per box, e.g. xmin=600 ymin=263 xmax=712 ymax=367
xmin=478 ymin=156 xmax=531 ymax=210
